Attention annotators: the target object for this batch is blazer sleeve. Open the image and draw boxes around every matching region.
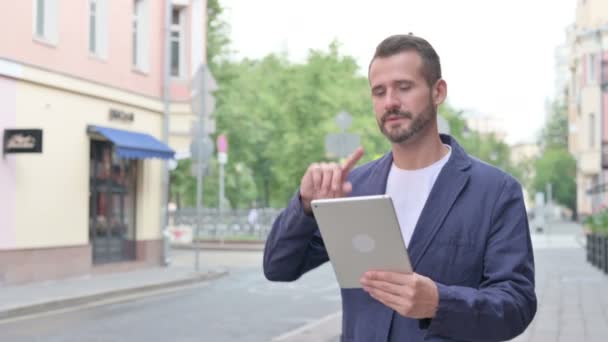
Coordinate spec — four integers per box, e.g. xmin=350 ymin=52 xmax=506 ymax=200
xmin=263 ymin=191 xmax=329 ymax=281
xmin=426 ymin=177 xmax=537 ymax=341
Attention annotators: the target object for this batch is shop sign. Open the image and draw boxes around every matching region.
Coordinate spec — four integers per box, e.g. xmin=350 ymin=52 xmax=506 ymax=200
xmin=109 ymin=109 xmax=135 ymax=122
xmin=3 ymin=129 xmax=43 ymax=154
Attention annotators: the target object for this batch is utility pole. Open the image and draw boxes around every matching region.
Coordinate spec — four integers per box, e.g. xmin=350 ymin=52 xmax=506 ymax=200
xmin=160 ymin=0 xmax=172 ymax=266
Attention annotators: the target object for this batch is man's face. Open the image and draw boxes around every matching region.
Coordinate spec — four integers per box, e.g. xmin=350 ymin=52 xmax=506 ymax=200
xmin=369 ymin=51 xmax=439 ymax=144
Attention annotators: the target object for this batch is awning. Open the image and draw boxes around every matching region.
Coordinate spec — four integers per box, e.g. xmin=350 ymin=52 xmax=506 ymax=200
xmin=88 ymin=125 xmax=175 ymax=160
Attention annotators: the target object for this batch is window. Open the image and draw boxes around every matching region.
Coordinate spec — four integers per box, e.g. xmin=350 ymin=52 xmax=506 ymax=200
xmin=133 ymin=0 xmax=149 ymax=72
xmin=89 ymin=0 xmax=107 ymax=57
xmin=170 ymin=7 xmax=186 ymax=78
xmin=588 ymin=54 xmax=596 ymax=84
xmin=590 ymin=113 xmax=596 ymax=148
xmin=33 ymin=0 xmax=58 ymax=44
xmin=89 ymin=0 xmax=96 ymax=52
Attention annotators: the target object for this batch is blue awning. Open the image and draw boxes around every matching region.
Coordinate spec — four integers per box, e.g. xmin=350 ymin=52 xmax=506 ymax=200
xmin=88 ymin=125 xmax=175 ymax=160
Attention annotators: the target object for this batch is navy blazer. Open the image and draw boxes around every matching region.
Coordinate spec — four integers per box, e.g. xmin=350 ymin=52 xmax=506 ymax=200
xmin=263 ymin=135 xmax=536 ymax=342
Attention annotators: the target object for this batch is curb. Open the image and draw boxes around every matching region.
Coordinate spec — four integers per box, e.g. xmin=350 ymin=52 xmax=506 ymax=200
xmin=0 ymin=270 xmax=228 ymax=321
xmin=171 ymin=243 xmax=265 ymax=252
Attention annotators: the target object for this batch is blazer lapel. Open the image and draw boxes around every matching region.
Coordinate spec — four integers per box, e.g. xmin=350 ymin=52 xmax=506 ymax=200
xmin=407 ymin=135 xmax=471 ymax=269
xmin=360 ymin=152 xmax=393 ymax=196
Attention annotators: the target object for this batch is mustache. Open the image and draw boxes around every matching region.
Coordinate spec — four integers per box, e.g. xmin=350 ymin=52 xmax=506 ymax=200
xmin=381 ymin=110 xmax=412 ymax=124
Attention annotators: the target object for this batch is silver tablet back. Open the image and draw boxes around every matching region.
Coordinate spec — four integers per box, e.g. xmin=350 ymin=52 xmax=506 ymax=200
xmin=311 ymin=195 xmax=413 ymax=288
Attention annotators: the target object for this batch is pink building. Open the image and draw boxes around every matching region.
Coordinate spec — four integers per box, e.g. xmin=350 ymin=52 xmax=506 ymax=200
xmin=0 ymin=0 xmax=207 ymax=285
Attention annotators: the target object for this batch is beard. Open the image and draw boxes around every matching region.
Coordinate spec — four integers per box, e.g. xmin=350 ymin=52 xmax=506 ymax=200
xmin=377 ymin=101 xmax=435 ymax=144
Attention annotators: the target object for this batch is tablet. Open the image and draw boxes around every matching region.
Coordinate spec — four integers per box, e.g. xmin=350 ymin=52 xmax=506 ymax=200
xmin=311 ymin=194 xmax=413 ymax=289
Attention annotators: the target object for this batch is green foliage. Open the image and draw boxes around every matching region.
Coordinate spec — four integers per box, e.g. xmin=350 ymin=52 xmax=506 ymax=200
xmin=170 ymin=0 xmax=528 ymax=209
xmin=583 ymin=209 xmax=608 ymax=235
xmin=531 ymin=100 xmax=576 ymax=215
xmin=538 ymin=101 xmax=568 ymax=150
xmin=532 ymin=148 xmax=577 ymax=213
xmin=206 ymin=0 xmax=231 ymax=70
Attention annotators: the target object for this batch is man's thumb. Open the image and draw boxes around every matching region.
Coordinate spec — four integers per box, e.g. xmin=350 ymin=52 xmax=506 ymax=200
xmin=341 ymin=181 xmax=353 ymax=195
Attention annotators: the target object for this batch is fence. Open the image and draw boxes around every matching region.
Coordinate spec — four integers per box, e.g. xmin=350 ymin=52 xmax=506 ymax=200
xmin=168 ymin=208 xmax=283 ymax=241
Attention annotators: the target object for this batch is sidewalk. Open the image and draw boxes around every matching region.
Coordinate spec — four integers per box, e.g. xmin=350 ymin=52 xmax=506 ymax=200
xmin=0 ymin=262 xmax=227 ymax=322
xmin=279 ymin=227 xmax=608 ymax=342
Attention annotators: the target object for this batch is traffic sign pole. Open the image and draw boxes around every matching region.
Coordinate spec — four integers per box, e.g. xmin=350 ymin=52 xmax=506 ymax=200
xmin=191 ymin=64 xmax=217 ymax=272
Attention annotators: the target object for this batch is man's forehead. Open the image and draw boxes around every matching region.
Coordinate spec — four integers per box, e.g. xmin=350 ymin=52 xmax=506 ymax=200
xmin=369 ymin=51 xmax=424 ymax=83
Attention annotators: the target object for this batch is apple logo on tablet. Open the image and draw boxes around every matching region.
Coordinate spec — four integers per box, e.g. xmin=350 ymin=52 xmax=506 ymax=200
xmin=352 ymin=234 xmax=375 ymax=253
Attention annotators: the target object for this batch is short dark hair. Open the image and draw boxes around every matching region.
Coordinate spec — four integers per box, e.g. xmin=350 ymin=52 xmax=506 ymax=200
xmin=369 ymin=34 xmax=442 ymax=86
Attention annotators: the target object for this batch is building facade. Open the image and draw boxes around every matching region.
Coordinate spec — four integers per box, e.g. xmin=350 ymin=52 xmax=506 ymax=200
xmin=567 ymin=0 xmax=608 ymax=218
xmin=0 ymin=0 xmax=207 ymax=285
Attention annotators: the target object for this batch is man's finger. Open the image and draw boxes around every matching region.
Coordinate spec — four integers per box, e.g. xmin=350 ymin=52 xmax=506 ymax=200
xmin=364 ymin=270 xmax=409 ymax=285
xmin=310 ymin=164 xmax=322 ymax=192
xmin=331 ymin=166 xmax=342 ymax=194
xmin=341 ymin=147 xmax=364 ymax=174
xmin=341 ymin=181 xmax=353 ymax=195
xmin=361 ymin=278 xmax=403 ymax=297
xmin=320 ymin=164 xmax=333 ymax=196
xmin=364 ymin=286 xmax=406 ymax=313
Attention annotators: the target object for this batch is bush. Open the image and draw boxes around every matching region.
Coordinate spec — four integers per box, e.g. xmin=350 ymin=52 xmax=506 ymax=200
xmin=584 ymin=209 xmax=608 ymax=235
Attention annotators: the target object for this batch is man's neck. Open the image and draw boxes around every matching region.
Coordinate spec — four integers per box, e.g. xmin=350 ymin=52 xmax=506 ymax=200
xmin=391 ymin=131 xmax=449 ymax=170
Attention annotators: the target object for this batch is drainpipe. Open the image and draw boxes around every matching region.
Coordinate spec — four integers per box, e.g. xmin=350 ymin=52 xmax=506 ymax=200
xmin=160 ymin=0 xmax=172 ymax=266
xmin=599 ymin=31 xmax=604 ymax=210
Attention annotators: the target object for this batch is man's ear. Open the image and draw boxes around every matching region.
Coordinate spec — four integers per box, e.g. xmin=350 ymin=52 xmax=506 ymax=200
xmin=433 ymin=79 xmax=447 ymax=106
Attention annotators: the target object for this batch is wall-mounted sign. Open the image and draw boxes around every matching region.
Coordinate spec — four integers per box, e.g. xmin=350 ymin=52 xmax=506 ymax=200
xmin=109 ymin=109 xmax=135 ymax=122
xmin=3 ymin=129 xmax=43 ymax=154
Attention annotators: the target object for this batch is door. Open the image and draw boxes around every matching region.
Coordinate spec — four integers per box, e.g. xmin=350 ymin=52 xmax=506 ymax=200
xmin=89 ymin=140 xmax=138 ymax=264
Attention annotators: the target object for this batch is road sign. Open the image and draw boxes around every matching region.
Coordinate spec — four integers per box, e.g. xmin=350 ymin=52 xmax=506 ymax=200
xmin=191 ymin=117 xmax=216 ymax=136
xmin=325 ymin=133 xmax=360 ymax=159
xmin=335 ymin=111 xmax=353 ymax=132
xmin=218 ymin=152 xmax=228 ymax=164
xmin=190 ymin=64 xmax=218 ymax=119
xmin=190 ymin=134 xmax=214 ymax=164
xmin=190 ymin=162 xmax=211 ymax=177
xmin=217 ymin=134 xmax=228 ymax=153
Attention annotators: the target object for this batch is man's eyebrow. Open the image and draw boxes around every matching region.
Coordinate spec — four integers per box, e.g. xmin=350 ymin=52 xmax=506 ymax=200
xmin=394 ymin=79 xmax=414 ymax=85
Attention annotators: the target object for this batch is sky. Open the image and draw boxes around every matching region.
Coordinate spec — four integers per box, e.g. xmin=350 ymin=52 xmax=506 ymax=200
xmin=220 ymin=0 xmax=576 ymax=145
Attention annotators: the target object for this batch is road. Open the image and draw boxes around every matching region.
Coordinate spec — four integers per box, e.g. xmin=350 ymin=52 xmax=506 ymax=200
xmin=0 ymin=250 xmax=341 ymax=342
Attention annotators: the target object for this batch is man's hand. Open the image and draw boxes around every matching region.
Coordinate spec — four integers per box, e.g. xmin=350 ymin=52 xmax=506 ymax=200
xmin=360 ymin=271 xmax=439 ymax=319
xmin=300 ymin=147 xmax=364 ymax=214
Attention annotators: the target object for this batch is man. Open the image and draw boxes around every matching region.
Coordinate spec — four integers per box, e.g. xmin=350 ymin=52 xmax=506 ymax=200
xmin=263 ymin=34 xmax=536 ymax=342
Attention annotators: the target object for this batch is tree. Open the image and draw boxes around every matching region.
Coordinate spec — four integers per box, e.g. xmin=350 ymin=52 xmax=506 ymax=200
xmin=538 ymin=101 xmax=568 ymax=150
xmin=172 ymin=1 xmax=527 ymax=209
xmin=532 ymin=149 xmax=577 ymax=214
xmin=532 ymin=100 xmax=577 ymax=216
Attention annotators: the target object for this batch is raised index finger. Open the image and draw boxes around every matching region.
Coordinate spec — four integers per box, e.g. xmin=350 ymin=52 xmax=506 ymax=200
xmin=341 ymin=147 xmax=364 ymax=175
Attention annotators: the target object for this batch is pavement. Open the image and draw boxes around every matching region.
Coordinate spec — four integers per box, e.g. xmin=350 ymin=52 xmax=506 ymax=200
xmin=0 ymin=241 xmax=265 ymax=322
xmin=0 ymin=263 xmax=228 ymax=322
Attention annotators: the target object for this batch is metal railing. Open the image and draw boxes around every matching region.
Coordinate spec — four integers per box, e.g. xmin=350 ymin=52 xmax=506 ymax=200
xmin=168 ymin=208 xmax=283 ymax=241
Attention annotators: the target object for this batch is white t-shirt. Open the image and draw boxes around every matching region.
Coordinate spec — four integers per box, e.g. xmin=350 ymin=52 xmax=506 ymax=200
xmin=386 ymin=146 xmax=451 ymax=248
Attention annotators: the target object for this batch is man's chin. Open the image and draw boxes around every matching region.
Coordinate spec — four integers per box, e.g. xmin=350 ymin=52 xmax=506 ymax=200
xmin=384 ymin=132 xmax=413 ymax=144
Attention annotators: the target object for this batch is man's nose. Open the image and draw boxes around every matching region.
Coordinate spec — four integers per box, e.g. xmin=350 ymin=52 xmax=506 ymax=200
xmin=384 ymin=90 xmax=400 ymax=112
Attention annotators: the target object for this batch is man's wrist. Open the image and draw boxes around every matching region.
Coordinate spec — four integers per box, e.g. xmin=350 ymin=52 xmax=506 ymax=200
xmin=298 ymin=193 xmax=314 ymax=217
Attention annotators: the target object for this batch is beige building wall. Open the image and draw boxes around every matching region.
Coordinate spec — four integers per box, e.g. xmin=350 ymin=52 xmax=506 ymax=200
xmin=13 ymin=64 xmax=166 ymax=249
xmin=567 ymin=0 xmax=608 ymax=216
xmin=576 ymin=0 xmax=608 ymax=30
